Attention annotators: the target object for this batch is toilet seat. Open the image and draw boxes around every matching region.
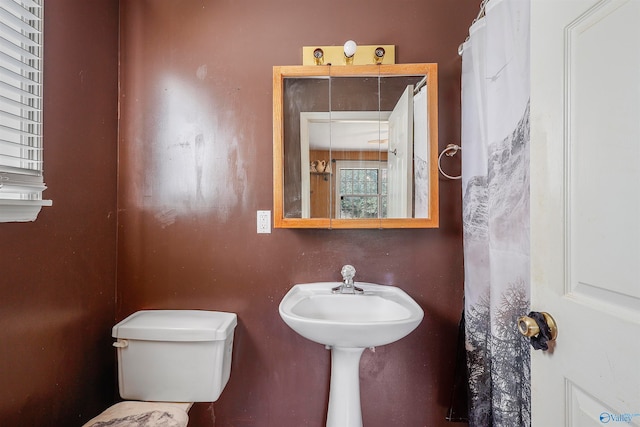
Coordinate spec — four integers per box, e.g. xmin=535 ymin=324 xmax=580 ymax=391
xmin=82 ymin=401 xmax=191 ymax=427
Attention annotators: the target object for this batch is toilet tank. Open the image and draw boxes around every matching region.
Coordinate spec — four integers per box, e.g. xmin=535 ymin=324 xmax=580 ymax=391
xmin=112 ymin=310 xmax=237 ymax=402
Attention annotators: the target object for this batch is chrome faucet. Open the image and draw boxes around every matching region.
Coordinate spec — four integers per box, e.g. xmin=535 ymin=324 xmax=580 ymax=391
xmin=332 ymin=264 xmax=364 ymax=294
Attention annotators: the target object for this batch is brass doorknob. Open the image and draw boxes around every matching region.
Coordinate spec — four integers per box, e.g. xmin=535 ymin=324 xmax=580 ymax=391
xmin=517 ymin=312 xmax=558 ymax=340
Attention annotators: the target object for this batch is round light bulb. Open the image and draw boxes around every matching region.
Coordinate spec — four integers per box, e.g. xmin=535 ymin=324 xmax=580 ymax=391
xmin=343 ymin=40 xmax=357 ymax=58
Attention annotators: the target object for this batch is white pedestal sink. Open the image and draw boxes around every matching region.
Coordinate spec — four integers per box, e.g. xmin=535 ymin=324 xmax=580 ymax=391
xmin=279 ymin=281 xmax=424 ymax=427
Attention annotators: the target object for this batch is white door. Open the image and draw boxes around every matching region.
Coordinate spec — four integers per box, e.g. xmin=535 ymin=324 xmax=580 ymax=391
xmin=530 ymin=0 xmax=640 ymax=425
xmin=386 ymin=85 xmax=413 ymax=218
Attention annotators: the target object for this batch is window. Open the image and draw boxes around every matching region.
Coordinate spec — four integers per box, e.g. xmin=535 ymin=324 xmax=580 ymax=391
xmin=335 ymin=160 xmax=387 ymax=219
xmin=0 ymin=0 xmax=49 ymax=222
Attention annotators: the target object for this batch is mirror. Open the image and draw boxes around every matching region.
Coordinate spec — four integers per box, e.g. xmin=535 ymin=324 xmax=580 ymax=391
xmin=273 ymin=64 xmax=438 ymax=229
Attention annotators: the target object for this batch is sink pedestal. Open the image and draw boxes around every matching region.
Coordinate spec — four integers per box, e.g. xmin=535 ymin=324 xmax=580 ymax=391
xmin=326 ymin=347 xmax=366 ymax=427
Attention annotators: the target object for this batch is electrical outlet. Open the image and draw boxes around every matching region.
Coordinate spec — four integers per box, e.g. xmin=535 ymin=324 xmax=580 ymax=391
xmin=257 ymin=210 xmax=271 ymax=234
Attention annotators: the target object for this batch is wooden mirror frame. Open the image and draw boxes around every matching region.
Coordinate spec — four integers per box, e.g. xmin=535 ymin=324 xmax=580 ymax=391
xmin=273 ymin=63 xmax=439 ymax=229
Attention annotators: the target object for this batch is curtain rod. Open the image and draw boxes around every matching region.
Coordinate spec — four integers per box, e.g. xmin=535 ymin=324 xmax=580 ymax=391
xmin=475 ymin=0 xmax=488 ymax=22
xmin=458 ymin=0 xmax=489 ymax=56
xmin=413 ymin=76 xmax=427 ymax=94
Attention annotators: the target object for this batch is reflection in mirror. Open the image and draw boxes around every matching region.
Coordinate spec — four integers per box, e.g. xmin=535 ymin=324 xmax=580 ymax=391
xmin=302 ymin=110 xmax=390 ymax=219
xmin=274 ymin=64 xmax=438 ymax=229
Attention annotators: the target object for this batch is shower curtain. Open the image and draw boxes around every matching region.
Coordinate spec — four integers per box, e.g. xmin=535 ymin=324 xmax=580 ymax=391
xmin=461 ymin=0 xmax=531 ymax=426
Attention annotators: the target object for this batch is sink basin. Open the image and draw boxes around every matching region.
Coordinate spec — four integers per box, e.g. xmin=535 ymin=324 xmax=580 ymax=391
xmin=279 ymin=282 xmax=424 ymax=348
xmin=279 ymin=280 xmax=424 ymax=427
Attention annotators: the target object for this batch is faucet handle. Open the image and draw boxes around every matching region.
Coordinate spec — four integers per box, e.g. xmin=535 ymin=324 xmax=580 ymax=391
xmin=341 ymin=264 xmax=356 ymax=283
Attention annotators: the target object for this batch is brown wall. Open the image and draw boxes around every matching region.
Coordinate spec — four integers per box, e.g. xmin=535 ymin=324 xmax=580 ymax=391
xmin=118 ymin=1 xmax=474 ymax=427
xmin=0 ymin=1 xmax=120 ymax=425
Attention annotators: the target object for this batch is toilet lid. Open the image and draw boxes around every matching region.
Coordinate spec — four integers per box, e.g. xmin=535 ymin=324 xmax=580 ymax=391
xmin=82 ymin=401 xmax=190 ymax=427
xmin=112 ymin=309 xmax=237 ymax=341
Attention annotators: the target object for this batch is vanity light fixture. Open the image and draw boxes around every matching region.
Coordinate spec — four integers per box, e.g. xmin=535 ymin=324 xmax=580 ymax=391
xmin=374 ymin=47 xmax=385 ymax=64
xmin=343 ymin=40 xmax=357 ymax=65
xmin=313 ymin=48 xmax=324 ymax=65
xmin=302 ymin=44 xmax=395 ymax=66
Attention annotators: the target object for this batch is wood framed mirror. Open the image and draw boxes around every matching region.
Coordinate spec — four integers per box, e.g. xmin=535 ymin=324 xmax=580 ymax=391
xmin=273 ymin=63 xmax=439 ymax=229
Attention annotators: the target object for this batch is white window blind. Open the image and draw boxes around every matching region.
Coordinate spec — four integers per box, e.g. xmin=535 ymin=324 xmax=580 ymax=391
xmin=0 ymin=0 xmax=50 ymax=222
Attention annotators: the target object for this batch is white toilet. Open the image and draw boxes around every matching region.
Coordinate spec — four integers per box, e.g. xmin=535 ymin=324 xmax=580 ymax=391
xmin=83 ymin=310 xmax=237 ymax=427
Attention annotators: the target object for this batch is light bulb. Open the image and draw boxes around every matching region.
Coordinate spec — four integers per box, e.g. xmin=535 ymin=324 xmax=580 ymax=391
xmin=343 ymin=40 xmax=357 ymax=58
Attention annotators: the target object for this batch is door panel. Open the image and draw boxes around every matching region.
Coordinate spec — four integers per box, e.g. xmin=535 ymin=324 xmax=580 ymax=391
xmin=530 ymin=0 xmax=640 ymax=425
xmin=569 ymin=0 xmax=640 ymax=303
xmin=386 ymin=85 xmax=413 ymax=218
